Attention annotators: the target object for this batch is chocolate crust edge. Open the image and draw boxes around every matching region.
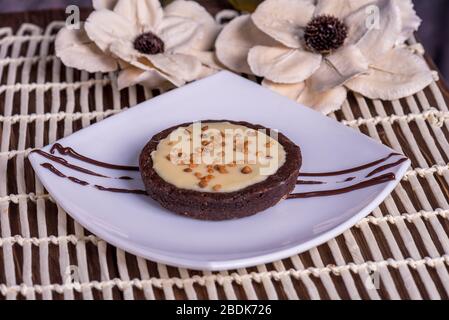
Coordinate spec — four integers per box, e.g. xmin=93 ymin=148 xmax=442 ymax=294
xmin=139 ymin=120 xmax=302 ymax=221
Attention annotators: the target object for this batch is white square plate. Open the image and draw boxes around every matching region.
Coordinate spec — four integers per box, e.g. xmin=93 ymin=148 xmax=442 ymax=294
xmin=29 ymin=71 xmax=410 ymax=271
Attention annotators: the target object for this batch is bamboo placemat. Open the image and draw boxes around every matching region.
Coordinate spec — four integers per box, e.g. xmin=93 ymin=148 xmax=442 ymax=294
xmin=1 ymin=9 xmax=449 ymax=300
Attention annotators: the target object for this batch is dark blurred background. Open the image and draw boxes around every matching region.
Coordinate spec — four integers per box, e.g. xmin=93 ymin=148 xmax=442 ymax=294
xmin=1 ymin=0 xmax=448 ymax=80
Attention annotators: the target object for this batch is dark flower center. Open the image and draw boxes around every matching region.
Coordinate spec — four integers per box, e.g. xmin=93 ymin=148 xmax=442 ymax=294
xmin=134 ymin=32 xmax=165 ymax=55
xmin=304 ymin=15 xmax=348 ymax=54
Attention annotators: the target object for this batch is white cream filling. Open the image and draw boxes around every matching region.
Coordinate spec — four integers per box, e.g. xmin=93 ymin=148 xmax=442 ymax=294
xmin=151 ymin=122 xmax=286 ymax=193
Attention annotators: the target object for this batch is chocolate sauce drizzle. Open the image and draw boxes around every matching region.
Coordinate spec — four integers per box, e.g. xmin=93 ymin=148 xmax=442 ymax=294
xmin=41 ymin=163 xmax=89 ymax=186
xmin=34 ymin=150 xmax=109 ymax=178
xmin=35 ymin=144 xmax=145 ymax=196
xmin=50 ymin=143 xmax=139 ymax=171
xmin=40 ymin=163 xmax=145 ymax=195
xmin=298 ymin=153 xmax=402 ymax=177
xmin=95 ymin=185 xmax=147 ymax=195
xmin=289 ymin=153 xmax=409 ymax=199
xmin=32 ymin=149 xmax=134 ymax=180
xmin=41 ymin=162 xmax=66 ymax=178
xmin=366 ymin=158 xmax=409 ymax=178
xmin=296 ymin=180 xmax=325 ymax=185
xmin=68 ymin=177 xmax=89 ymax=186
xmin=297 ymin=176 xmax=357 ymax=186
xmin=340 ymin=177 xmax=356 ymax=183
xmin=288 ymin=173 xmax=396 ymax=199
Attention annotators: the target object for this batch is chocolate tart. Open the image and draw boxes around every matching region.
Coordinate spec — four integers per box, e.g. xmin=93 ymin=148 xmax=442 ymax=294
xmin=139 ymin=120 xmax=302 ymax=221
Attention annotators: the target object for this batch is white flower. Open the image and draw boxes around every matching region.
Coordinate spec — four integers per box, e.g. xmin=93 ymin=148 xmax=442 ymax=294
xmin=216 ymin=0 xmax=433 ymax=114
xmin=56 ymin=0 xmax=221 ymax=90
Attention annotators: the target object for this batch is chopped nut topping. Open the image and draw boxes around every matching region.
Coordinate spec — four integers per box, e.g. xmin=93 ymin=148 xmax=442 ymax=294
xmin=205 ymin=175 xmax=215 ymax=181
xmin=184 ymin=168 xmax=192 ymax=173
xmin=215 ymin=165 xmax=228 ymax=174
xmin=213 ymin=184 xmax=222 ymax=191
xmin=198 ymin=180 xmax=208 ymax=188
xmin=241 ymin=166 xmax=252 ymax=174
xmin=194 ymin=172 xmax=202 ymax=179
xmin=165 ymin=155 xmax=171 ymax=161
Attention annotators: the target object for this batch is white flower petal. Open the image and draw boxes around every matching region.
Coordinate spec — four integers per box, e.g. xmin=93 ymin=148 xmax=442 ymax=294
xmin=92 ymin=0 xmax=118 ymax=10
xmin=146 ymin=53 xmax=202 ymax=82
xmin=118 ymin=65 xmax=182 ymax=90
xmin=164 ymin=0 xmax=221 ymax=51
xmin=396 ymin=0 xmax=421 ymax=44
xmin=310 ymin=45 xmax=369 ymax=92
xmin=85 ymin=9 xmax=137 ymax=53
xmin=314 ymin=0 xmax=375 ymax=19
xmin=113 ymin=0 xmax=163 ymax=30
xmin=262 ymin=79 xmax=347 ymax=114
xmin=248 ymin=46 xmax=321 ymax=83
xmin=197 ymin=65 xmax=219 ymax=80
xmin=158 ymin=16 xmax=200 ymax=53
xmin=215 ymin=15 xmax=278 ymax=74
xmin=55 ymin=26 xmax=118 ymax=73
xmin=345 ymin=0 xmax=401 ymax=61
xmin=298 ymin=84 xmax=347 ymax=114
xmin=262 ymin=79 xmax=305 ymax=100
xmin=345 ymin=48 xmax=434 ymax=100
xmin=187 ymin=50 xmax=223 ymax=70
xmin=109 ymin=39 xmax=148 ymax=69
xmin=164 ymin=0 xmax=211 ymax=21
xmin=251 ymin=0 xmax=315 ymax=49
